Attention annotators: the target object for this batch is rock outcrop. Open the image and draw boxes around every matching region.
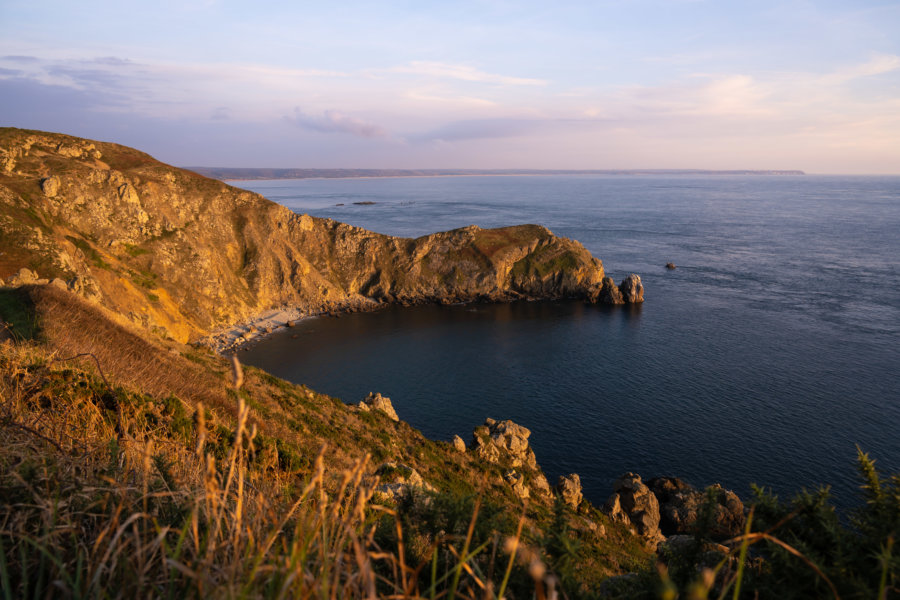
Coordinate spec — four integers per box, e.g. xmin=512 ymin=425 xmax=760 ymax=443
xmin=587 ymin=274 xmax=644 ymax=305
xmin=472 ymin=418 xmax=551 ymax=500
xmin=1 ymin=128 xmax=639 ymax=343
xmin=619 ymin=274 xmax=644 ymax=303
xmin=358 ymin=392 xmax=399 ymax=421
xmin=604 ymin=473 xmax=665 ymax=545
xmin=372 ymin=462 xmax=435 ymax=503
xmin=647 ymin=477 xmax=745 ymax=539
xmin=556 ymin=473 xmax=584 ymax=509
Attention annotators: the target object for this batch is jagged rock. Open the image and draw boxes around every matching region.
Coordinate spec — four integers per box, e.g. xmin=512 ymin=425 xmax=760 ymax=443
xmin=619 ymin=274 xmax=644 ymax=303
xmin=359 ymin=392 xmax=399 ymax=421
xmin=605 ymin=473 xmax=664 ymax=544
xmin=6 ymin=268 xmax=38 ymax=286
xmin=604 ymin=494 xmax=635 ymax=530
xmin=373 ymin=462 xmax=434 ymax=503
xmin=40 ymin=176 xmax=60 ymax=197
xmin=452 ymin=435 xmax=466 ymax=453
xmin=557 ymin=473 xmax=583 ymax=509
xmin=531 ymin=472 xmax=552 ymax=498
xmin=647 ymin=477 xmax=745 ymax=539
xmin=472 ymin=418 xmax=537 ymax=469
xmin=592 ymin=276 xmax=624 ymax=304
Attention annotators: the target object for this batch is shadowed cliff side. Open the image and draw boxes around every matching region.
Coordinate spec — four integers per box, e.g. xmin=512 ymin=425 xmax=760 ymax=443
xmin=0 ymin=128 xmax=625 ymax=343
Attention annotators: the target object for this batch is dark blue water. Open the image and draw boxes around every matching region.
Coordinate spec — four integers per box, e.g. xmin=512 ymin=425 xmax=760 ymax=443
xmin=236 ymin=175 xmax=900 ymax=509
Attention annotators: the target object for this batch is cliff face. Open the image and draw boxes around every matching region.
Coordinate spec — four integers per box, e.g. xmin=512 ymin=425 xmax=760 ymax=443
xmin=0 ymin=128 xmax=611 ymax=342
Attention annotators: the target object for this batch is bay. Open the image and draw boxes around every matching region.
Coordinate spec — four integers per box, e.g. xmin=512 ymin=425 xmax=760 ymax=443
xmin=236 ymin=174 xmax=900 ymax=508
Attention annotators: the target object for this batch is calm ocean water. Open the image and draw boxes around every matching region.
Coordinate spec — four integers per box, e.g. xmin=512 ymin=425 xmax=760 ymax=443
xmin=236 ymin=175 xmax=900 ymax=509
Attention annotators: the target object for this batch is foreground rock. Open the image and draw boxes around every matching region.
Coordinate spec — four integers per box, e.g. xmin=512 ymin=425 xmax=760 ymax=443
xmin=472 ymin=418 xmax=551 ymax=500
xmin=647 ymin=476 xmax=745 ymax=539
xmin=556 ymin=473 xmax=584 ymax=509
xmin=604 ymin=473 xmax=665 ymax=546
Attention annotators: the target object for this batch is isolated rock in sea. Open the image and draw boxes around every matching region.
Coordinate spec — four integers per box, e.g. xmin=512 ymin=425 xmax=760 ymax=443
xmin=452 ymin=435 xmax=466 ymax=453
xmin=557 ymin=473 xmax=584 ymax=509
xmin=666 ymin=262 xmax=676 ymax=270
xmin=472 ymin=418 xmax=537 ymax=469
xmin=619 ymin=274 xmax=644 ymax=303
xmin=359 ymin=392 xmax=399 ymax=421
xmin=605 ymin=472 xmax=664 ymax=544
xmin=647 ymin=477 xmax=745 ymax=539
xmin=593 ymin=276 xmax=624 ymax=304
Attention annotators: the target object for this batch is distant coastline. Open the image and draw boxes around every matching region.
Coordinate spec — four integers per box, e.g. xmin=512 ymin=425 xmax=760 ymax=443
xmin=185 ymin=167 xmax=806 ymax=181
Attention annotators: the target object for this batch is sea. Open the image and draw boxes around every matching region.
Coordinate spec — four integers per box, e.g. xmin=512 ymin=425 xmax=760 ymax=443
xmin=234 ymin=174 xmax=900 ymax=510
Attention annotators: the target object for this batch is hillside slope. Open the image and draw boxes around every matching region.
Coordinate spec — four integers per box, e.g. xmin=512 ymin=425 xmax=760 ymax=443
xmin=0 ymin=128 xmax=631 ymax=344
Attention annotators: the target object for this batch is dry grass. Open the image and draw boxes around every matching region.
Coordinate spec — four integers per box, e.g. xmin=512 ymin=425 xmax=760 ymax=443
xmin=0 ymin=341 xmax=554 ymax=599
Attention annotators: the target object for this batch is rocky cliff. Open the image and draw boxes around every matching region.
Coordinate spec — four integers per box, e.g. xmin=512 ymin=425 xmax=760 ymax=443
xmin=0 ymin=128 xmax=638 ymax=343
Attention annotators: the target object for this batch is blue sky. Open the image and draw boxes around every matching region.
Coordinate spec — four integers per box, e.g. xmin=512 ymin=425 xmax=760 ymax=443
xmin=2 ymin=0 xmax=899 ymax=173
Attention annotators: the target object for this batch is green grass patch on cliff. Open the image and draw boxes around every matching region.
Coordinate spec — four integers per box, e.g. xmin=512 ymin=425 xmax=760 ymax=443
xmin=511 ymin=244 xmax=579 ymax=279
xmin=0 ymin=288 xmax=39 ymax=340
xmin=65 ymin=235 xmax=112 ymax=270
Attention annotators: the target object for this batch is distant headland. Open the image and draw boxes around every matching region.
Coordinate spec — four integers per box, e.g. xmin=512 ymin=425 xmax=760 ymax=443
xmin=185 ymin=167 xmax=806 ymax=181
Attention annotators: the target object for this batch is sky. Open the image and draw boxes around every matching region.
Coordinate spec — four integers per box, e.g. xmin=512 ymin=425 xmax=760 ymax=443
xmin=1 ymin=0 xmax=899 ymax=173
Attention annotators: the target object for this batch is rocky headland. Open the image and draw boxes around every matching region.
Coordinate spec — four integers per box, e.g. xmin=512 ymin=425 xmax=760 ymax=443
xmin=0 ymin=128 xmax=643 ymax=351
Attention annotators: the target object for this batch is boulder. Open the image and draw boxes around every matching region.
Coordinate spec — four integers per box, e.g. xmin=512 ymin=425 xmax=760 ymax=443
xmin=666 ymin=262 xmax=676 ymax=270
xmin=605 ymin=473 xmax=663 ymax=543
xmin=556 ymin=473 xmax=583 ymax=509
xmin=49 ymin=278 xmax=68 ymax=291
xmin=647 ymin=477 xmax=745 ymax=539
xmin=359 ymin=392 xmax=399 ymax=421
xmin=452 ymin=435 xmax=466 ymax=453
xmin=40 ymin=176 xmax=60 ymax=197
xmin=618 ymin=274 xmax=644 ymax=303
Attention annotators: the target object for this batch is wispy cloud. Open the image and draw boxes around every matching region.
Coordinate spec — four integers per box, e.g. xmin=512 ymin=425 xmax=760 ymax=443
xmin=388 ymin=61 xmax=547 ymax=86
xmin=819 ymin=54 xmax=900 ymax=85
xmin=286 ymin=109 xmax=389 ymax=139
